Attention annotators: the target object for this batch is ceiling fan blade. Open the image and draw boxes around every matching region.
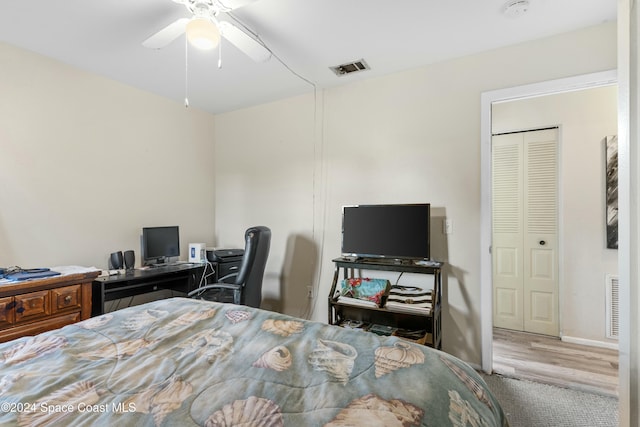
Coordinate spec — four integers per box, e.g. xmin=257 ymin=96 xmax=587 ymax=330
xmin=218 ymin=21 xmax=271 ymax=62
xmin=216 ymin=0 xmax=260 ymax=11
xmin=143 ymin=18 xmax=189 ymax=49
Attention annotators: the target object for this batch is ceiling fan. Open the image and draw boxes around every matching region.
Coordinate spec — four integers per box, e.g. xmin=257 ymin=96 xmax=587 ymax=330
xmin=143 ymin=0 xmax=272 ymax=63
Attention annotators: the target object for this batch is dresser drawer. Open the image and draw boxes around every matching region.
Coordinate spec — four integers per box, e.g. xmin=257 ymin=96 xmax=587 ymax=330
xmin=0 ymin=312 xmax=81 ymax=344
xmin=0 ymin=297 xmax=15 ymax=328
xmin=51 ymin=285 xmax=82 ymax=314
xmin=15 ymin=290 xmax=50 ymax=323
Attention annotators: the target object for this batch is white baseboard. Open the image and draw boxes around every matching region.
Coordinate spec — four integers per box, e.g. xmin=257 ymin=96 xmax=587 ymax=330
xmin=561 ymin=335 xmax=619 ymax=351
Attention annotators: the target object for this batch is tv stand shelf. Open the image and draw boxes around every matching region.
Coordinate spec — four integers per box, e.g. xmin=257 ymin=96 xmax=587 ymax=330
xmin=328 ymin=257 xmax=443 ymax=349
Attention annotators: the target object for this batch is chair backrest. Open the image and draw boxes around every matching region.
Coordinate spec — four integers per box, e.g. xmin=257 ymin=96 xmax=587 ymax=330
xmin=233 ymin=226 xmax=271 ymax=308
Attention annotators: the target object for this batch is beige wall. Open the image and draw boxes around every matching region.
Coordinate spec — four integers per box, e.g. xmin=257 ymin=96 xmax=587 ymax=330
xmin=0 ymin=42 xmax=217 ymax=269
xmin=214 ymin=22 xmax=617 ymax=365
xmin=214 ymin=94 xmax=318 ymax=319
xmin=492 ymin=85 xmax=618 ymax=345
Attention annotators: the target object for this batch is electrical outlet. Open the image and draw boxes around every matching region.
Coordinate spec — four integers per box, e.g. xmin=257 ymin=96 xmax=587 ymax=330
xmin=307 ymin=286 xmax=314 ymax=299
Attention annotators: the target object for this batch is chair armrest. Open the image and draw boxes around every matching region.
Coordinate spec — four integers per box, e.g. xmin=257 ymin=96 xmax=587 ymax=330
xmin=218 ymin=272 xmax=239 ymax=283
xmin=187 ymin=283 xmax=241 ymax=297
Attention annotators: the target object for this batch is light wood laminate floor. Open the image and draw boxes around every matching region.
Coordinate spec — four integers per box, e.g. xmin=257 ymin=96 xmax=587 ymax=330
xmin=492 ymin=328 xmax=619 ymax=397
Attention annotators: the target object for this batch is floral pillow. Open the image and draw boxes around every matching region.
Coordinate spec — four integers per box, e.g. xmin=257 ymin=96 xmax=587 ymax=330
xmin=340 ymin=278 xmax=390 ymax=307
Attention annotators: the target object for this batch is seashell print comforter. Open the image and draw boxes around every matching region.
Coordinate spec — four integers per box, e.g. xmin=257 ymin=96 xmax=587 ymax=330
xmin=0 ymin=298 xmax=508 ymax=426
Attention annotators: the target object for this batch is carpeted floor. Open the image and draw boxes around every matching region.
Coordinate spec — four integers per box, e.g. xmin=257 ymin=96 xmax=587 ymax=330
xmin=480 ymin=374 xmax=619 ymax=427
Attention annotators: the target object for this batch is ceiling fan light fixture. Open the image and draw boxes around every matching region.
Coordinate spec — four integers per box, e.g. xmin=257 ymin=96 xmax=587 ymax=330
xmin=186 ymin=18 xmax=220 ymax=50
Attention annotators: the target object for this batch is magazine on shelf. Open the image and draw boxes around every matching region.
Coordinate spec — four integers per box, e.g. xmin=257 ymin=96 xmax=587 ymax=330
xmin=393 ymin=328 xmax=428 ymax=342
xmin=338 ymin=319 xmax=370 ymax=330
xmin=369 ymin=324 xmax=397 ymax=336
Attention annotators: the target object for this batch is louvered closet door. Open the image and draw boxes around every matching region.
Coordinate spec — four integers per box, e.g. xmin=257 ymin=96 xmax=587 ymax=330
xmin=492 ymin=128 xmax=559 ymax=336
xmin=492 ymin=133 xmax=525 ymax=331
xmin=522 ymin=129 xmax=558 ymax=336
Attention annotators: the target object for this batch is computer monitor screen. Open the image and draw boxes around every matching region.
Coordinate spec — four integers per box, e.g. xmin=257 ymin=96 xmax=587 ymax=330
xmin=142 ymin=226 xmax=180 ymax=265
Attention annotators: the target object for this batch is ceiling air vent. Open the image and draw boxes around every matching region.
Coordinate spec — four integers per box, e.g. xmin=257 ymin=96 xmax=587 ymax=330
xmin=330 ymin=59 xmax=370 ymax=76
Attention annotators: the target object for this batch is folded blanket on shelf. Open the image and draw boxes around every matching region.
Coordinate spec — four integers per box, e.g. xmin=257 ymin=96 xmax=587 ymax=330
xmin=340 ymin=277 xmax=391 ymax=307
xmin=385 ymin=285 xmax=432 ymax=314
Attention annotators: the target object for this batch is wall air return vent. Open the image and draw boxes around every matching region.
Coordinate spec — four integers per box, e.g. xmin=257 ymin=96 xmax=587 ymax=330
xmin=330 ymin=59 xmax=370 ymax=76
xmin=606 ymin=274 xmax=619 ymax=340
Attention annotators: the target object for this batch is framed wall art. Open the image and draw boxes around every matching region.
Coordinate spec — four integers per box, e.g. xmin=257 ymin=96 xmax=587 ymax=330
xmin=606 ymin=135 xmax=618 ymax=249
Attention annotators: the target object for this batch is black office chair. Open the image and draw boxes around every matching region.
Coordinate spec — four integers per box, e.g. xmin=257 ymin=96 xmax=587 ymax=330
xmin=188 ymin=226 xmax=271 ymax=308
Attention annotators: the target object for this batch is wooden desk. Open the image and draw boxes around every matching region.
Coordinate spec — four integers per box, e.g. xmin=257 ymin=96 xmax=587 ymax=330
xmin=0 ymin=270 xmax=100 ymax=343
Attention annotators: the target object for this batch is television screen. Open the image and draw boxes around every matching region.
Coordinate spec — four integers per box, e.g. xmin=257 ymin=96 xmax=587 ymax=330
xmin=341 ymin=204 xmax=430 ymax=260
xmin=142 ymin=226 xmax=180 ymax=265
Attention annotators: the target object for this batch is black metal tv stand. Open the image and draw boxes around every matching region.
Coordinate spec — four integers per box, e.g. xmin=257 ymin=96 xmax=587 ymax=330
xmin=91 ymin=263 xmax=205 ymax=316
xmin=328 ymin=257 xmax=443 ymax=349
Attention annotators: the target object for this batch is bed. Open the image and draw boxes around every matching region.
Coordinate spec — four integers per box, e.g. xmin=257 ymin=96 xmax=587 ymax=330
xmin=0 ymin=298 xmax=507 ymax=426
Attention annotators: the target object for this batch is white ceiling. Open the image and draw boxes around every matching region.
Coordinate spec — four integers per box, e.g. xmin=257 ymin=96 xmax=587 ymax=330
xmin=0 ymin=0 xmax=616 ymax=115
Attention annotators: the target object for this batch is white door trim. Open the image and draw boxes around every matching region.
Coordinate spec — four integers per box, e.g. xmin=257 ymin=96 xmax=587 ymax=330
xmin=479 ymin=69 xmax=617 ymax=372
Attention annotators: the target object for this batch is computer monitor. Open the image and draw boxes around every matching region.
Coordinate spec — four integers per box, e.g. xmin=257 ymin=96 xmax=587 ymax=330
xmin=142 ymin=226 xmax=180 ymax=266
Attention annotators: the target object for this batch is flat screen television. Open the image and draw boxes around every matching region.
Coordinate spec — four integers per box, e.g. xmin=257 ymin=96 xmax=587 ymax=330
xmin=142 ymin=226 xmax=180 ymax=266
xmin=341 ymin=204 xmax=430 ymax=261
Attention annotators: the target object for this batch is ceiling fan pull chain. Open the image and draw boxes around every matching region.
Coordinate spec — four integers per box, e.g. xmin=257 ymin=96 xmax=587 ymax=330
xmin=184 ymin=36 xmax=190 ymax=108
xmin=218 ymin=37 xmax=223 ymax=69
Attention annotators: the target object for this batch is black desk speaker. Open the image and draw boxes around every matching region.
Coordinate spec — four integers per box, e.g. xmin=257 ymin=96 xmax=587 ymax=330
xmin=110 ymin=251 xmax=123 ymax=270
xmin=124 ymin=250 xmax=135 ymax=270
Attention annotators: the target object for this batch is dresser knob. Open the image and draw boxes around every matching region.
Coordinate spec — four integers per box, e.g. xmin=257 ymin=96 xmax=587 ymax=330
xmin=64 ymin=295 xmax=72 ymax=303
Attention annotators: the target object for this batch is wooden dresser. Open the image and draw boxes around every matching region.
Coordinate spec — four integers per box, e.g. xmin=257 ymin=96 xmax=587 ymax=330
xmin=0 ymin=270 xmax=100 ymax=343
